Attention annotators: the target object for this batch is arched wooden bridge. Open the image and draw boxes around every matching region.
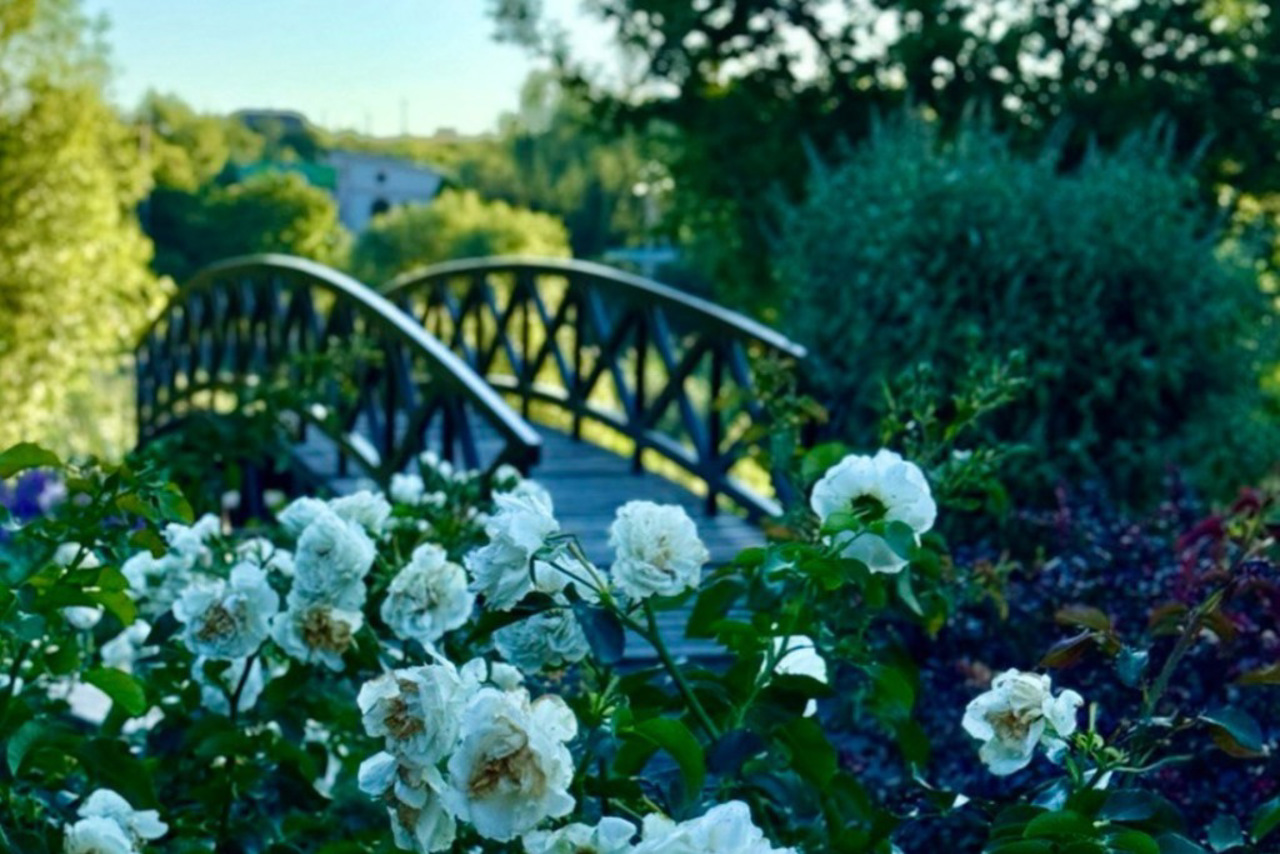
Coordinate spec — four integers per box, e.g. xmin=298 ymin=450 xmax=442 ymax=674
xmin=135 ymin=254 xmax=807 ymax=568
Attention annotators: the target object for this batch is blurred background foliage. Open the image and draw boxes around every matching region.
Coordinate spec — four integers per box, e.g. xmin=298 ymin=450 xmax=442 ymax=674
xmin=1 ymin=0 xmax=1279 ymax=508
xmin=0 ymin=0 xmax=159 ymax=457
xmin=776 ymin=114 xmax=1279 ymax=503
xmin=349 ymin=189 xmax=571 ymax=284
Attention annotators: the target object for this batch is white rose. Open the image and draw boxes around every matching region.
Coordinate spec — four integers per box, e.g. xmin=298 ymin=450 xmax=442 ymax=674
xmin=523 ymin=816 xmax=637 ymax=854
xmin=101 ymin=622 xmax=152 ymax=673
xmin=500 ymin=478 xmax=555 ymax=510
xmin=494 ymin=608 xmax=590 ymax=674
xmin=278 ymin=497 xmax=330 ymax=537
xmin=121 ymin=551 xmax=195 ymax=616
xmin=292 ymin=509 xmax=375 ymax=608
xmin=76 ymin=788 xmax=167 ymax=848
xmin=442 ymin=688 xmax=577 ymax=841
xmin=359 ymin=751 xmax=456 ymax=853
xmin=163 ymin=514 xmax=221 ymax=563
xmin=172 ymin=563 xmax=279 ymax=660
xmin=329 ymin=489 xmax=392 ymax=534
xmin=634 ymin=801 xmax=796 ymax=854
xmin=272 ymin=594 xmax=364 ymax=671
xmin=358 ymin=662 xmax=478 ymax=765
xmin=769 ymin=635 xmax=828 ymax=717
xmin=962 ymin=669 xmax=1084 ymax=776
xmin=809 ymin=449 xmax=937 ymax=575
xmin=63 ymin=606 xmax=104 ymax=631
xmin=420 ymin=450 xmax=458 ymax=482
xmin=193 ymin=656 xmax=265 ymax=716
xmin=391 ymin=473 xmax=427 ymax=505
xmin=381 ymin=544 xmax=474 ymax=646
xmin=608 ymin=501 xmax=708 ymax=600
xmin=466 ymin=491 xmax=566 ymax=611
xmin=63 ymin=816 xmax=134 ymax=854
xmin=235 ymin=537 xmax=294 ymax=577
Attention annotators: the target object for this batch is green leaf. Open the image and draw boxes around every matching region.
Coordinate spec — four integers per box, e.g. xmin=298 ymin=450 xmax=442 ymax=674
xmin=1056 ymin=605 xmax=1112 ymax=633
xmin=1041 ymin=631 xmax=1097 ymax=668
xmin=158 ymin=482 xmax=195 ymax=523
xmin=1024 ymin=810 xmax=1096 ymax=839
xmin=866 ymin=663 xmax=915 ymax=721
xmin=114 ymin=492 xmax=157 ymax=522
xmin=707 ymin=729 xmax=765 ymax=775
xmin=987 ymin=842 xmax=1054 ymax=854
xmin=78 ymin=738 xmax=158 ymax=808
xmin=83 ymin=667 xmax=148 ymax=716
xmin=882 ymin=521 xmax=917 ymax=560
xmin=1155 ymin=834 xmax=1208 ymax=854
xmin=686 ymin=577 xmax=744 ymax=638
xmin=1106 ymin=829 xmax=1161 ymax=854
xmin=1251 ymin=796 xmax=1280 ymax=842
xmin=0 ymin=443 xmax=60 ymax=478
xmin=801 ymin=442 xmax=848 ymax=483
xmin=779 ymin=716 xmax=837 ymax=786
xmin=1099 ymin=791 xmax=1183 ymax=828
xmin=895 ymin=566 xmax=925 ymax=617
xmin=1236 ymin=663 xmax=1280 ymax=686
xmin=1200 ymin=707 xmax=1266 ymax=758
xmin=7 ymin=719 xmax=44 ymax=775
xmin=1205 ymin=816 xmax=1243 ymax=852
xmin=625 ymin=718 xmax=705 ymax=802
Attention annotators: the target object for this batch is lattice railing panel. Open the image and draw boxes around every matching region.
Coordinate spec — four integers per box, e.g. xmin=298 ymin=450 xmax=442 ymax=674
xmin=386 ymin=258 xmax=807 ymax=519
xmin=136 ymin=255 xmax=540 ymax=507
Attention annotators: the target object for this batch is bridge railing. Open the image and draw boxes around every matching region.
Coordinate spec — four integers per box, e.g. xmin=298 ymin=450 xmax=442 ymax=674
xmin=384 ymin=257 xmax=807 ymax=519
xmin=135 ymin=255 xmax=541 ymax=498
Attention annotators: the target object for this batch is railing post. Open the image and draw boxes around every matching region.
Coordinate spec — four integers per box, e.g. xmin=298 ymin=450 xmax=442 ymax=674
xmin=705 ymin=346 xmax=723 ymax=516
xmin=632 ymin=307 xmax=647 ymax=474
xmin=571 ymin=286 xmax=584 ymax=441
xmin=519 ymin=271 xmax=533 ymax=419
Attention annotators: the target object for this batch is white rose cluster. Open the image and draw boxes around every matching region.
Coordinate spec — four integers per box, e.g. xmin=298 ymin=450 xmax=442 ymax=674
xmin=963 ymin=669 xmax=1084 ymax=775
xmin=809 ymin=449 xmax=937 ymax=575
xmin=356 ymin=655 xmax=579 ymax=851
xmin=271 ymin=491 xmax=385 ymax=671
xmin=62 ymin=789 xmax=167 ymax=854
xmin=517 ymin=801 xmax=793 ymax=854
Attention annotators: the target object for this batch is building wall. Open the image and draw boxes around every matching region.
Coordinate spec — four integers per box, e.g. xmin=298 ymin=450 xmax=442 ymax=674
xmin=327 ymin=151 xmax=444 ymax=233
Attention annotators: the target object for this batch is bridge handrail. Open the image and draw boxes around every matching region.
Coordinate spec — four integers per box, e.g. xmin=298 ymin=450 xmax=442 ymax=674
xmin=135 ymin=254 xmax=542 ymax=488
xmin=386 ymin=256 xmax=808 ymax=361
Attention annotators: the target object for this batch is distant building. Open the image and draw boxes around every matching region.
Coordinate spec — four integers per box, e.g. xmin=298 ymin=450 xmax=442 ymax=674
xmin=326 ymin=150 xmax=445 ymax=233
xmin=234 ymin=109 xmax=310 ymax=137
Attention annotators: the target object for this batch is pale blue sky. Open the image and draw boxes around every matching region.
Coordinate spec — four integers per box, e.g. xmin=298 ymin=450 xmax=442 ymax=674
xmin=84 ymin=0 xmax=615 ymax=135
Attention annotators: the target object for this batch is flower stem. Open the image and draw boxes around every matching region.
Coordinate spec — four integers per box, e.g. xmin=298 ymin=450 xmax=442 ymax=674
xmin=636 ymin=602 xmax=721 ymax=740
xmin=217 ymin=653 xmax=258 ymax=850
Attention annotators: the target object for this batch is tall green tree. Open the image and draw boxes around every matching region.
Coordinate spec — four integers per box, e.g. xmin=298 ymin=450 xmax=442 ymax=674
xmin=494 ymin=0 xmax=1280 ymax=309
xmin=0 ymin=0 xmax=160 ymax=455
xmin=350 ymin=189 xmax=570 ymax=283
xmin=151 ymin=171 xmax=351 ymax=281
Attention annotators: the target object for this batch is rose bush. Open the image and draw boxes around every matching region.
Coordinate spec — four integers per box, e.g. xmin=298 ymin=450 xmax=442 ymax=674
xmin=0 ymin=430 xmax=1275 ymax=854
